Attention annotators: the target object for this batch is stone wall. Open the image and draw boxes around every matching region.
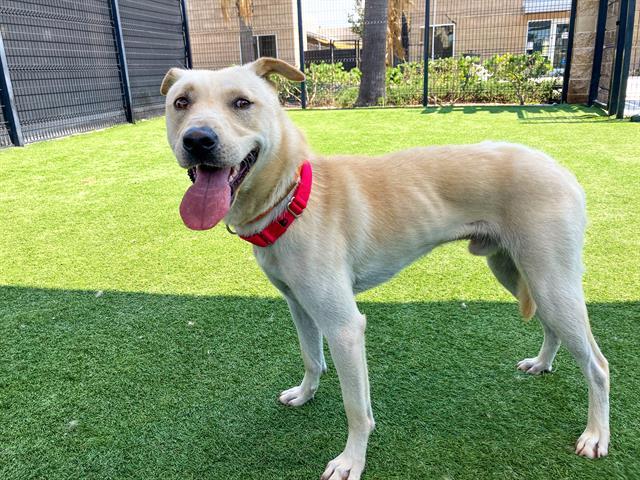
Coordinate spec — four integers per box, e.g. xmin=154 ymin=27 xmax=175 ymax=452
xmin=566 ymin=0 xmax=600 ymax=103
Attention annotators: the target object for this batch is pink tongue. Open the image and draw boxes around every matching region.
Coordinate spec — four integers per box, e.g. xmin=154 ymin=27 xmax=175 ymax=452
xmin=179 ymin=166 xmax=231 ymax=230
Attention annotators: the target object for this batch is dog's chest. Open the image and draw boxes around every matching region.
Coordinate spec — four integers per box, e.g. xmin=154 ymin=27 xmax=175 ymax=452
xmin=253 ymin=246 xmax=288 ymax=285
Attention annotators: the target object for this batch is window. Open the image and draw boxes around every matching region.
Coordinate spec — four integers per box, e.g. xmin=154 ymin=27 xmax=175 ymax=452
xmin=526 ymin=20 xmax=569 ymax=71
xmin=523 ymin=0 xmax=571 ymax=14
xmin=421 ymin=24 xmax=455 ymax=59
xmin=240 ymin=34 xmax=277 ymax=64
xmin=253 ymin=35 xmax=277 ymax=59
xmin=527 ymin=21 xmax=552 ymax=57
xmin=552 ymin=23 xmax=569 ymax=69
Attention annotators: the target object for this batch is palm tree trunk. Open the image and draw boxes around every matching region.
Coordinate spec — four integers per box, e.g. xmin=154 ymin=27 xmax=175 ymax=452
xmin=355 ymin=0 xmax=388 ymax=107
xmin=239 ymin=16 xmax=255 ymax=63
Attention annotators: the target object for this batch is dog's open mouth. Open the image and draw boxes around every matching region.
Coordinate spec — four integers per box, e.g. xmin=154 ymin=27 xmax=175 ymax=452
xmin=180 ymin=147 xmax=260 ymax=231
xmin=228 ymin=147 xmax=259 ymax=197
xmin=187 ymin=147 xmax=259 ymax=197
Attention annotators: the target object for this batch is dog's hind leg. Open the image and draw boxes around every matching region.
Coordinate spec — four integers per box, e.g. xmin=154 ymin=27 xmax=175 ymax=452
xmin=487 ymin=250 xmax=559 ymax=374
xmin=515 ymin=244 xmax=609 ymax=458
xmin=279 ymin=293 xmax=327 ymax=407
xmin=515 ymin=321 xmax=560 ymax=374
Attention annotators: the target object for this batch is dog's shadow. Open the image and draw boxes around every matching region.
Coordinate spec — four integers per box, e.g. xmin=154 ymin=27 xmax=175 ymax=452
xmin=1 ymin=286 xmax=636 ymax=478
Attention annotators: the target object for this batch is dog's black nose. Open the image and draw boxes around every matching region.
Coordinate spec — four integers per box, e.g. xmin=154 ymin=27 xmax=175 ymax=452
xmin=183 ymin=127 xmax=218 ymax=154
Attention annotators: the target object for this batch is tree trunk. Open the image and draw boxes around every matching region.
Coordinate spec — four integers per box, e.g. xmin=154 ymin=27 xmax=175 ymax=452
xmin=355 ymin=0 xmax=388 ymax=107
xmin=238 ymin=16 xmax=254 ymax=63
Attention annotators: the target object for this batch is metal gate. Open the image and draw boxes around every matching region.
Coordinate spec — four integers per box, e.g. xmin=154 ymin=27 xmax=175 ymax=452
xmin=593 ymin=0 xmax=621 ymax=107
xmin=623 ymin=0 xmax=640 ymax=115
xmin=590 ymin=0 xmax=638 ymax=116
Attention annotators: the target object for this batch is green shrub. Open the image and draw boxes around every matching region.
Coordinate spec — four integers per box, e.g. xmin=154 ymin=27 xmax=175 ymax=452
xmin=270 ymin=62 xmax=360 ymax=107
xmin=305 ymin=62 xmax=360 ymax=107
xmin=270 ymin=76 xmax=301 ymax=106
xmin=385 ymin=62 xmax=423 ymax=106
xmin=536 ymin=78 xmax=561 ymax=104
xmin=336 ymin=86 xmax=359 ymax=108
xmin=484 ymin=52 xmax=552 ymax=105
xmin=272 ymin=54 xmax=561 ymax=108
xmin=427 ymin=56 xmax=487 ymax=104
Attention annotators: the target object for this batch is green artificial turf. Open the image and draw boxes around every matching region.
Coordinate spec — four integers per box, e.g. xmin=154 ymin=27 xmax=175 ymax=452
xmin=1 ymin=105 xmax=638 ymax=479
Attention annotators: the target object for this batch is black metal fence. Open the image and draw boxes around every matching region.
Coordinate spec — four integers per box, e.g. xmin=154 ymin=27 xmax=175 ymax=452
xmin=304 ymin=42 xmax=361 ymax=71
xmin=185 ymin=0 xmax=580 ymax=109
xmin=119 ymin=0 xmax=192 ymax=119
xmin=0 ymin=39 xmax=15 ymax=147
xmin=592 ymin=0 xmax=620 ymax=108
xmin=0 ymin=0 xmax=190 ymax=146
xmin=2 ymin=0 xmax=639 ymax=147
xmin=0 ymin=96 xmax=10 ymax=147
xmin=589 ymin=0 xmax=638 ymax=117
xmin=424 ymin=0 xmax=576 ymax=106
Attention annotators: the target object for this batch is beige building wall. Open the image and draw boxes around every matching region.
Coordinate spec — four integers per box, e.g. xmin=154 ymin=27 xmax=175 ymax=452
xmin=405 ymin=0 xmax=569 ymax=61
xmin=187 ymin=0 xmax=299 ymax=70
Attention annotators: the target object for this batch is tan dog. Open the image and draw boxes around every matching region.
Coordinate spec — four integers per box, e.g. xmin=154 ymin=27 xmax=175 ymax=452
xmin=161 ymin=58 xmax=610 ymax=479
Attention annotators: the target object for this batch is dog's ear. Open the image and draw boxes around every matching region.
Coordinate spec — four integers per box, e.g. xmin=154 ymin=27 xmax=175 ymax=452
xmin=160 ymin=68 xmax=187 ymax=95
xmin=248 ymin=57 xmax=305 ymax=82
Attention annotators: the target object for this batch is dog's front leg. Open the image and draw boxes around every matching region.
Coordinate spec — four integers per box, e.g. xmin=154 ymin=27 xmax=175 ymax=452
xmin=279 ymin=294 xmax=327 ymax=406
xmin=292 ymin=284 xmax=374 ymax=480
xmin=321 ymin=314 xmax=374 ymax=480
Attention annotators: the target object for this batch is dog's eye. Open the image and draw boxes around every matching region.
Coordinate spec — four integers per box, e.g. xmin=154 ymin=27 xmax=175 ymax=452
xmin=174 ymin=96 xmax=189 ymax=110
xmin=232 ymin=98 xmax=252 ymax=110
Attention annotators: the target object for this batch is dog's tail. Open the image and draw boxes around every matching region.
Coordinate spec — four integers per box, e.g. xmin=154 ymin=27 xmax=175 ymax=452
xmin=471 ymin=236 xmax=537 ymax=321
xmin=517 ymin=277 xmax=537 ymax=321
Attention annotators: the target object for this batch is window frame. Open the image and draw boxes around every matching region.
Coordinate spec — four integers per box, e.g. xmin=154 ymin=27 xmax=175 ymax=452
xmin=525 ymin=18 xmax=569 ymax=69
xmin=240 ymin=34 xmax=278 ymax=63
xmin=523 ymin=0 xmax=571 ymax=14
xmin=420 ymin=23 xmax=456 ymax=59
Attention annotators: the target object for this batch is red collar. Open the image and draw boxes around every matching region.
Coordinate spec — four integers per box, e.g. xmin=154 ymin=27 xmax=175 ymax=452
xmin=239 ymin=161 xmax=312 ymax=247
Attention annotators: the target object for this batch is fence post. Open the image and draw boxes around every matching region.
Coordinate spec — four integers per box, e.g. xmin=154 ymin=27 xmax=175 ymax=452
xmin=561 ymin=0 xmax=578 ymax=103
xmin=0 ymin=34 xmax=23 ymax=146
xmin=588 ymin=0 xmax=608 ymax=106
xmin=422 ymin=0 xmax=430 ymax=107
xmin=608 ymin=0 xmax=631 ymax=115
xmin=180 ymin=0 xmax=193 ymax=69
xmin=616 ymin=0 xmax=637 ymax=118
xmin=296 ymin=0 xmax=306 ymax=109
xmin=109 ymin=0 xmax=134 ymax=123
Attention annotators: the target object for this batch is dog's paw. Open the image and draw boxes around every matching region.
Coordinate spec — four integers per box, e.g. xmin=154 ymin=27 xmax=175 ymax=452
xmin=278 ymin=385 xmax=315 ymax=407
xmin=516 ymin=356 xmax=552 ymax=375
xmin=320 ymin=453 xmax=364 ymax=480
xmin=576 ymin=429 xmax=609 ymax=459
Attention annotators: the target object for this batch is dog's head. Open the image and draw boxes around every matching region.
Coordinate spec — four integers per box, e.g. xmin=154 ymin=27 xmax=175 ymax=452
xmin=160 ymin=58 xmax=304 ymax=230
